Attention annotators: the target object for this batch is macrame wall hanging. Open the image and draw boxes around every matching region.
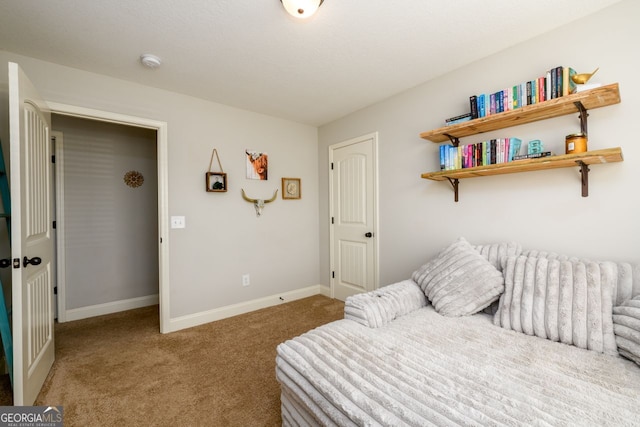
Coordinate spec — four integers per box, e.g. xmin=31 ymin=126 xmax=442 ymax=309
xmin=205 ymin=148 xmax=227 ymax=192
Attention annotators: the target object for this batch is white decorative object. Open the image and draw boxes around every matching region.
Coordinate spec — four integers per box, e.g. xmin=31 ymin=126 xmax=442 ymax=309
xmin=140 ymin=54 xmax=162 ymax=69
xmin=241 ymin=189 xmax=278 ymax=217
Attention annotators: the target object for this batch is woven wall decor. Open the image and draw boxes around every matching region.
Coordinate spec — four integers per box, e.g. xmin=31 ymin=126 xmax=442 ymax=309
xmin=124 ymin=170 xmax=144 ymax=188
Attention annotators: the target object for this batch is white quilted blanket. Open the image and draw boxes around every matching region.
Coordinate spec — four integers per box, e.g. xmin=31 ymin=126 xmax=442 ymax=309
xmin=276 ymin=306 xmax=640 ymax=426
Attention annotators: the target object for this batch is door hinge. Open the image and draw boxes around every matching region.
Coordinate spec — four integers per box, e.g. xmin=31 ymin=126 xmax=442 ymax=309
xmin=52 ymin=220 xmax=56 ymax=229
xmin=13 ymin=258 xmax=20 ymax=269
xmin=51 ymin=155 xmax=55 ymax=163
xmin=331 ymin=162 xmax=334 ymax=170
xmin=332 ymin=271 xmax=335 ymax=279
xmin=331 ymin=217 xmax=334 ymax=224
xmin=54 ymin=286 xmax=58 ymax=295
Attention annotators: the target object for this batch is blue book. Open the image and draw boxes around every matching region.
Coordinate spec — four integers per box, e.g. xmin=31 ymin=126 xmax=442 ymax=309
xmin=445 ymin=116 xmax=472 ymax=126
xmin=444 ymin=145 xmax=450 ymax=170
xmin=508 ymin=138 xmax=522 ymax=161
xmin=478 ymin=94 xmax=486 ymax=117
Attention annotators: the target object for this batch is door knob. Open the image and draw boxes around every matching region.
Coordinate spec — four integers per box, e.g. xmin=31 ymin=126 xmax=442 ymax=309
xmin=23 ymin=256 xmax=42 ymax=268
xmin=365 ymin=232 xmax=373 ymax=238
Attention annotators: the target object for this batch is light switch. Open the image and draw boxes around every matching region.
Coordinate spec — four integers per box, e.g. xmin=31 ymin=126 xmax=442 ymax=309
xmin=171 ymin=216 xmax=186 ymax=229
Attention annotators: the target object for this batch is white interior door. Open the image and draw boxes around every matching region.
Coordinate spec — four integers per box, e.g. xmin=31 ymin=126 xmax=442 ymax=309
xmin=329 ymin=133 xmax=378 ymax=301
xmin=8 ymin=62 xmax=55 ymax=406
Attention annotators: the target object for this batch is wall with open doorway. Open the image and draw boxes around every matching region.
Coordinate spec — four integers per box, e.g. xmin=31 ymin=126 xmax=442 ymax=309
xmin=53 ymin=114 xmax=158 ymax=321
xmin=0 ymin=50 xmax=320 ymax=332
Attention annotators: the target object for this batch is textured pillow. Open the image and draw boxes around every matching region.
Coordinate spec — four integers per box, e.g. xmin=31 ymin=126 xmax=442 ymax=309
xmin=613 ymin=296 xmax=640 ymax=366
xmin=473 ymin=241 xmax=522 ymax=272
xmin=344 ymin=280 xmax=427 ymax=328
xmin=411 ymin=237 xmax=504 ymax=317
xmin=495 ymin=255 xmax=618 ymax=355
xmin=521 ymin=250 xmax=640 ymax=305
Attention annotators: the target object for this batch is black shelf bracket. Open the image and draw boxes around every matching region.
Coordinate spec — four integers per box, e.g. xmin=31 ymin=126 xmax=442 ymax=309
xmin=577 ymin=161 xmax=590 ymax=197
xmin=443 ymin=133 xmax=460 ymax=147
xmin=446 ymin=177 xmax=460 ymax=202
xmin=574 ymin=101 xmax=589 ymax=135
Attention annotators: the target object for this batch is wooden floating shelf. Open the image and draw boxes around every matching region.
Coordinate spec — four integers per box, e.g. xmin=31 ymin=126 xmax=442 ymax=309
xmin=419 ymin=83 xmax=621 ymax=143
xmin=421 ymin=148 xmax=623 ymax=201
xmin=421 ymin=148 xmax=623 ymax=181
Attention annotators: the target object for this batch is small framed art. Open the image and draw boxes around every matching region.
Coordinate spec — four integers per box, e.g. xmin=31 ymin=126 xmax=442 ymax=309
xmin=206 ymin=172 xmax=227 ymax=192
xmin=282 ymin=177 xmax=301 ymax=199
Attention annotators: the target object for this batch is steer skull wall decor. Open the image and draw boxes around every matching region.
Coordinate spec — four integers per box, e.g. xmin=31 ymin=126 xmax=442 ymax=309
xmin=241 ymin=189 xmax=278 ymax=217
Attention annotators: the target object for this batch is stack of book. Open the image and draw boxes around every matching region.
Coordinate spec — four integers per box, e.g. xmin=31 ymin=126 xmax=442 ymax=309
xmin=465 ymin=66 xmax=577 ymax=120
xmin=440 ymin=138 xmax=523 ymax=170
xmin=444 ymin=112 xmax=472 ymax=126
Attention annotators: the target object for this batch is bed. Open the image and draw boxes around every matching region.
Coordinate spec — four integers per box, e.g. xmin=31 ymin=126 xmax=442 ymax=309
xmin=276 ymin=239 xmax=640 ymax=426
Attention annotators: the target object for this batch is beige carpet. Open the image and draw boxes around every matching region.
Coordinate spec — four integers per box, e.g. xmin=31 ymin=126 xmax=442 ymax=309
xmin=0 ymin=295 xmax=344 ymax=426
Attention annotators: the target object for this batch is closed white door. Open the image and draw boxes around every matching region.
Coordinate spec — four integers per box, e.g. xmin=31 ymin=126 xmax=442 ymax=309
xmin=8 ymin=62 xmax=55 ymax=406
xmin=329 ymin=133 xmax=378 ymax=301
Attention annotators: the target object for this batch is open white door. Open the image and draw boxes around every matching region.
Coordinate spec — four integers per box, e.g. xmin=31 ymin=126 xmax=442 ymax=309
xmin=8 ymin=62 xmax=55 ymax=406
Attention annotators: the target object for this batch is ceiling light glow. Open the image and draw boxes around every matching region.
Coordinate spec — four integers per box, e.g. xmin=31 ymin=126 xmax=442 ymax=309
xmin=280 ymin=0 xmax=324 ymax=19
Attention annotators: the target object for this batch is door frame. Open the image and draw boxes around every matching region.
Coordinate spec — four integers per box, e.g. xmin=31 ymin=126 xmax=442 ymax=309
xmin=328 ymin=132 xmax=380 ymax=298
xmin=47 ymin=102 xmax=170 ymax=333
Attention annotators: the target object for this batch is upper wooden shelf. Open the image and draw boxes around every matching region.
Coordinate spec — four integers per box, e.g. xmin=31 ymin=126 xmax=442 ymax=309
xmin=421 ymin=148 xmax=623 ymax=181
xmin=420 ymin=83 xmax=621 ymax=143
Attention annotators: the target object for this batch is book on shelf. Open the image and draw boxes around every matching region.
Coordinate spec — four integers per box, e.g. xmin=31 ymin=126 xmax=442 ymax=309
xmin=445 ymin=117 xmax=472 ymax=126
xmin=438 ymin=137 xmax=525 ymax=171
xmin=465 ymin=64 xmax=578 ymax=122
xmin=445 ymin=112 xmax=472 ymax=122
xmin=512 ymin=151 xmax=554 ymax=161
xmin=444 ymin=113 xmax=472 ymax=126
xmin=563 ymin=67 xmax=577 ymax=96
xmin=469 ymin=95 xmax=478 ymax=119
xmin=508 ymin=138 xmax=522 ymax=161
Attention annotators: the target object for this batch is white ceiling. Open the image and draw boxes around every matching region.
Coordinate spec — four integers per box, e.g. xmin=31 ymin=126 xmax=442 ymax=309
xmin=0 ymin=0 xmax=623 ymax=126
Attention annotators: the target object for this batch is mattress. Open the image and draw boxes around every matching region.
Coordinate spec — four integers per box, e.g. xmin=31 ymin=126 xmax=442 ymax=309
xmin=276 ymin=305 xmax=640 ymax=426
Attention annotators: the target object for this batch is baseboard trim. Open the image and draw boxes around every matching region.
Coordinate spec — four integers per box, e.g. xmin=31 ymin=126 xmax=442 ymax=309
xmin=168 ymin=285 xmax=331 ymax=333
xmin=64 ymin=294 xmax=159 ymax=322
xmin=318 ymin=284 xmax=331 ymax=297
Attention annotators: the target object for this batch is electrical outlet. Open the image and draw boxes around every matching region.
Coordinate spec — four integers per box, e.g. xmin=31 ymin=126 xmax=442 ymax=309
xmin=242 ymin=274 xmax=250 ymax=287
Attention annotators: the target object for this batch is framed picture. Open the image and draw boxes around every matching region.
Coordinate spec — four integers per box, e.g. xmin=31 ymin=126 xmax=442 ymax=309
xmin=282 ymin=177 xmax=301 ymax=199
xmin=246 ymin=149 xmax=268 ymax=180
xmin=206 ymin=172 xmax=227 ymax=192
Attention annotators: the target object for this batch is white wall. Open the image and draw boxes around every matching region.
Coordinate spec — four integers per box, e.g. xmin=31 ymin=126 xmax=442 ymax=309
xmin=318 ymin=0 xmax=640 ymax=287
xmin=1 ymin=1 xmax=637 ymax=327
xmin=0 ymin=51 xmax=320 ymax=324
xmin=53 ymin=115 xmax=158 ymax=311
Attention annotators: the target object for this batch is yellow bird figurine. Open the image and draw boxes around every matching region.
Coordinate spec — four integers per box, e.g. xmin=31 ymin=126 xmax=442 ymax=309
xmin=572 ymin=67 xmax=599 ymax=84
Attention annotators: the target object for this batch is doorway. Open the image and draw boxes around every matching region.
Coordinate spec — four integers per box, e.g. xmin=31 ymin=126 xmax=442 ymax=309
xmin=48 ymin=102 xmax=170 ymax=333
xmin=329 ymin=132 xmax=379 ymax=300
xmin=53 ymin=115 xmax=159 ymax=324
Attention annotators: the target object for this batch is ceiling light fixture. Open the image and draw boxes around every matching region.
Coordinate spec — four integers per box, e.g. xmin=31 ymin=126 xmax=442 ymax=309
xmin=280 ymin=0 xmax=324 ymax=19
xmin=140 ymin=54 xmax=162 ymax=69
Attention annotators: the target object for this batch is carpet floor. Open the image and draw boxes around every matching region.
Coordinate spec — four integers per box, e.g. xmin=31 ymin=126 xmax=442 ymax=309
xmin=0 ymin=295 xmax=344 ymax=426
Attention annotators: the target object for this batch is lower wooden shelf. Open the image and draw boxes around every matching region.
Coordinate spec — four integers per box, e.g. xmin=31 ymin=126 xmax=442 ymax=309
xmin=421 ymin=147 xmax=623 ymax=201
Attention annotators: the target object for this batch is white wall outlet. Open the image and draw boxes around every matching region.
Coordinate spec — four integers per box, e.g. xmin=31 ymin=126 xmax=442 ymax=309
xmin=171 ymin=216 xmax=186 ymax=229
xmin=242 ymin=274 xmax=250 ymax=287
